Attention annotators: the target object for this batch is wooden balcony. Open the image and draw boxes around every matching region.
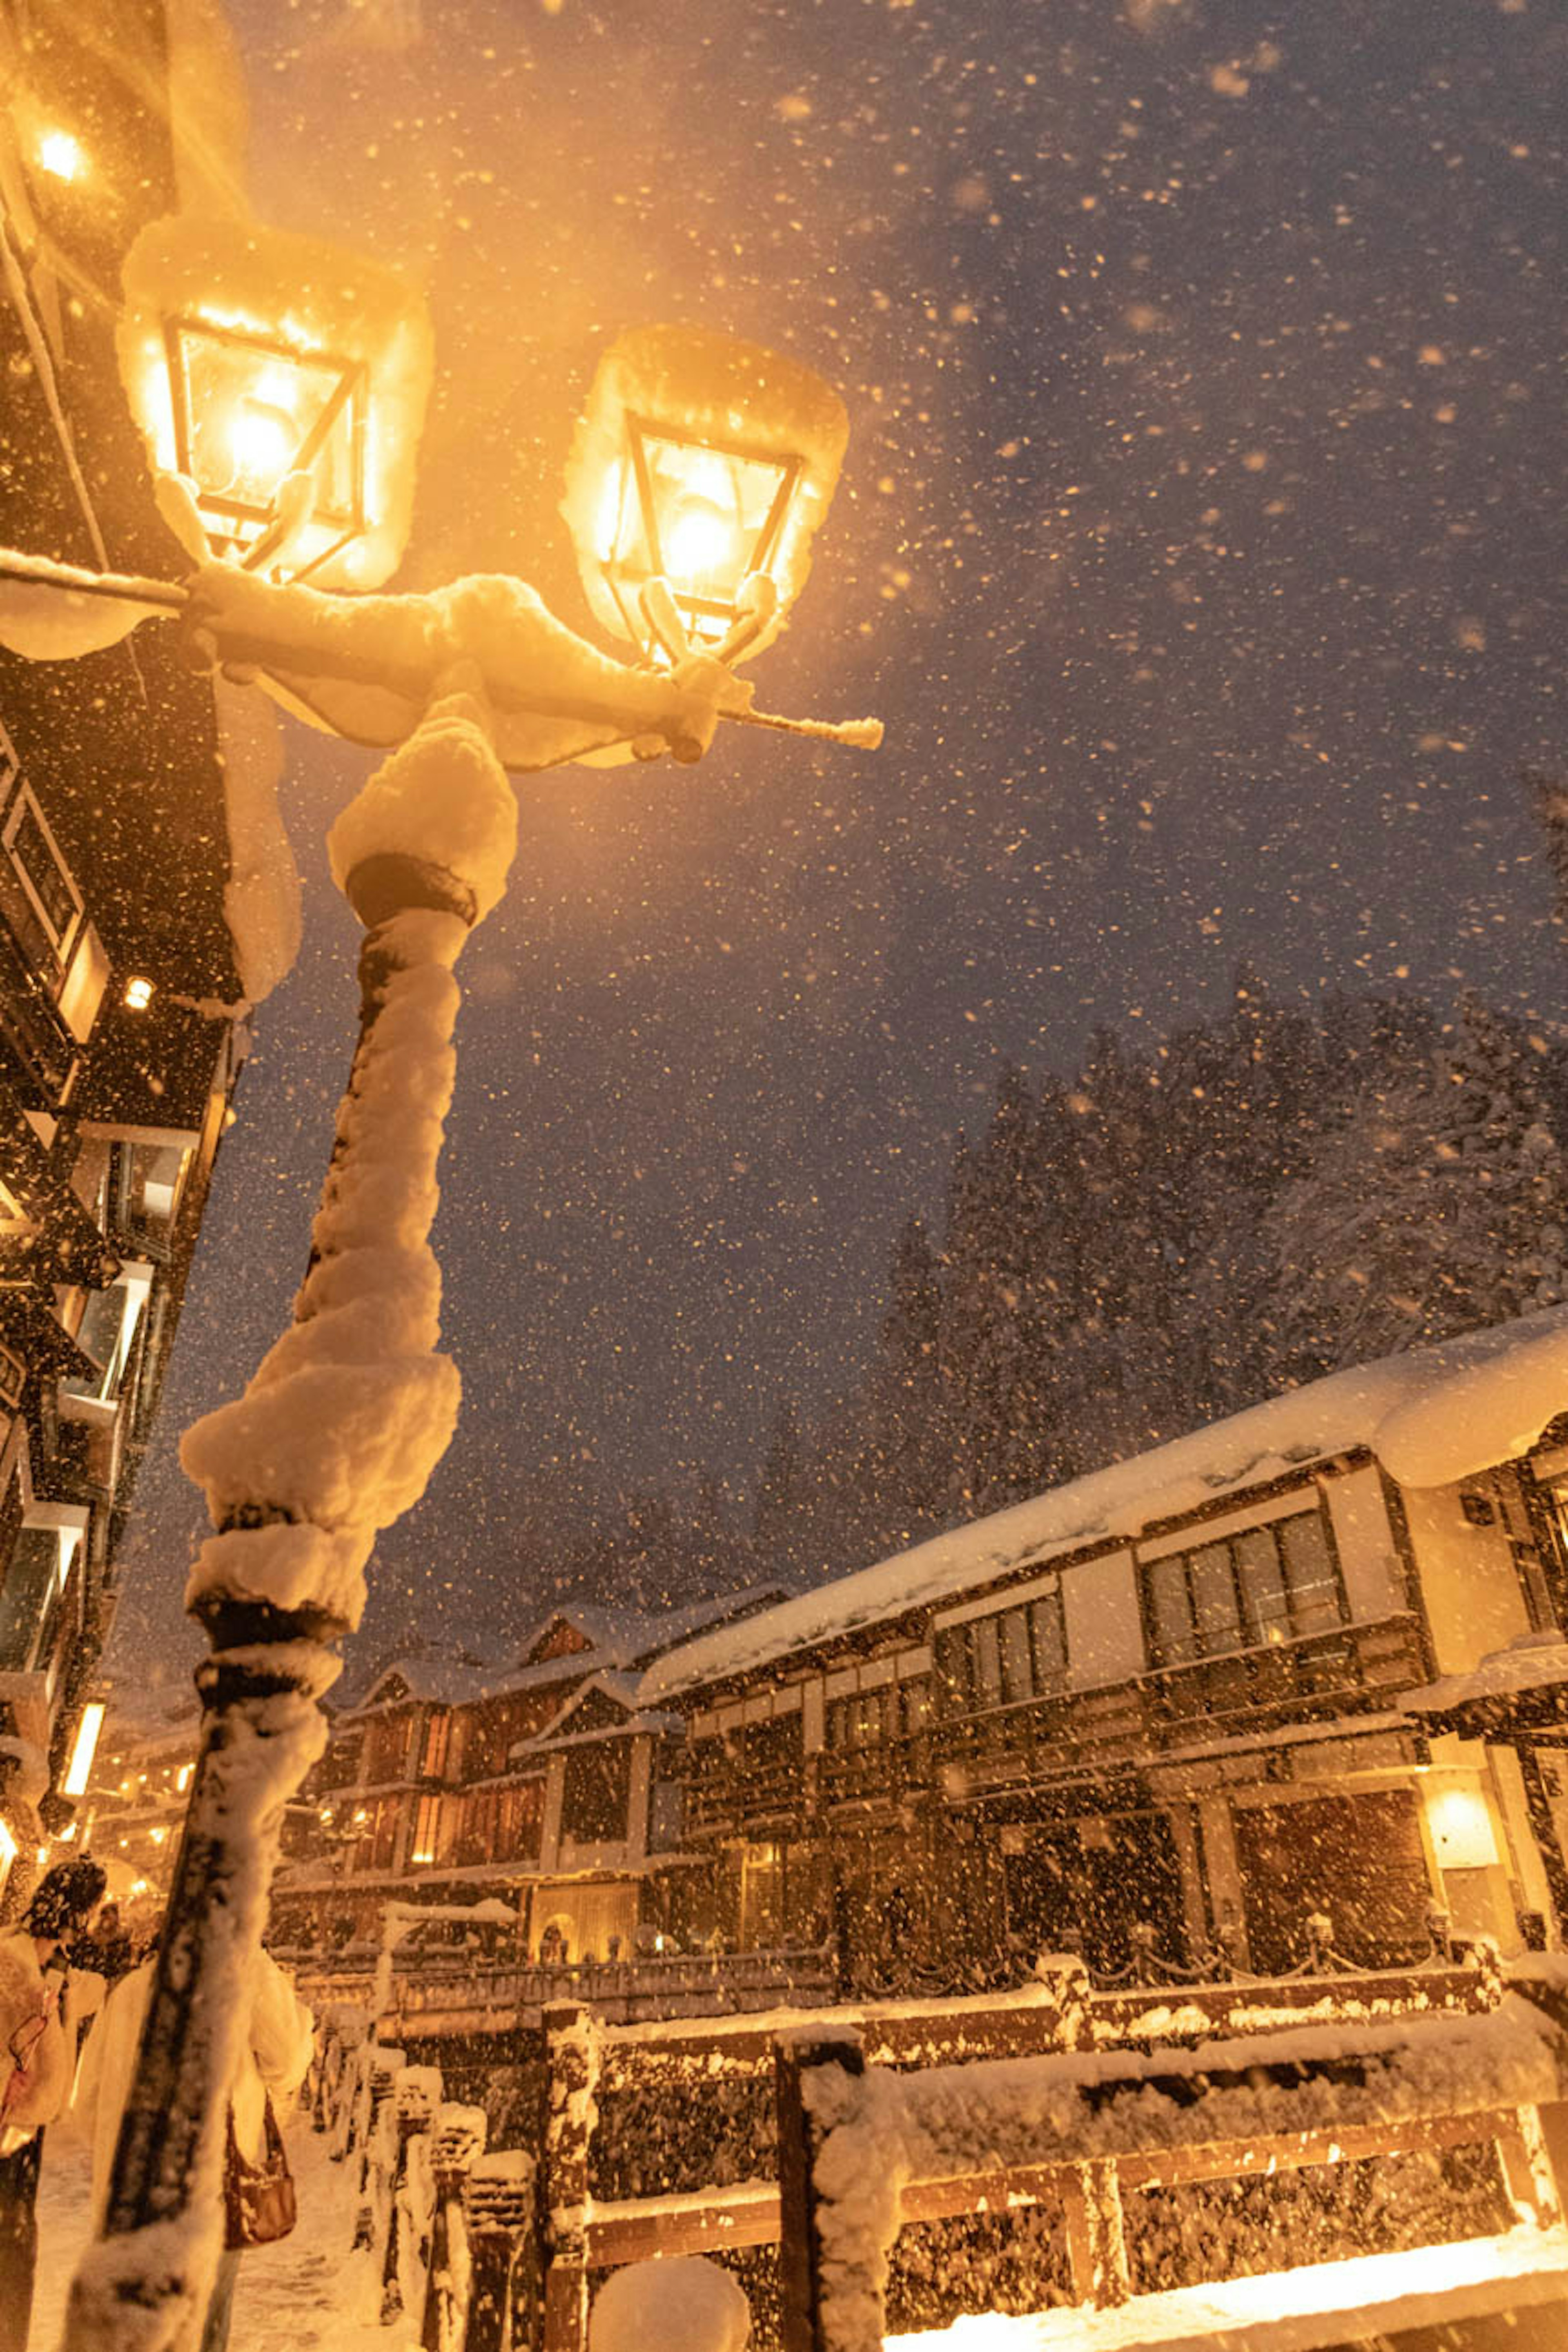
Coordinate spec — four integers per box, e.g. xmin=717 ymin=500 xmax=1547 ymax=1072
xmin=680 ymin=1752 xmax=806 ymax=1837
xmin=1146 ymin=1613 xmax=1426 ymax=1742
xmin=816 ymin=1733 xmax=931 ymax=1809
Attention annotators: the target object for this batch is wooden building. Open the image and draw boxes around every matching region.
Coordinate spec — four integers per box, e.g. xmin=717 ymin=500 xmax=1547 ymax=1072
xmin=0 ymin=0 xmax=252 ymax=1904
xmin=273 ymin=1592 xmax=784 ymax=1960
xmin=641 ymin=1310 xmax=1568 ymax=1992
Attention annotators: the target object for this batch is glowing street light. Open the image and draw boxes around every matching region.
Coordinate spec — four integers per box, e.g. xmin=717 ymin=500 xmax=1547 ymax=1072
xmin=562 ymin=322 xmax=849 ymax=666
xmin=62 ymin=1698 xmax=107 ymax=1798
xmin=117 ymin=216 xmax=433 ymax=586
xmin=1 ymin=226 xmax=879 ymax=2352
xmin=35 ymin=125 xmax=85 ymax=183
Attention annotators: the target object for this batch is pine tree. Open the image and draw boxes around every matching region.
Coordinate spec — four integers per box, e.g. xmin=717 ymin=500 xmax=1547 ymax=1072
xmin=1265 ymin=997 xmax=1568 ymax=1379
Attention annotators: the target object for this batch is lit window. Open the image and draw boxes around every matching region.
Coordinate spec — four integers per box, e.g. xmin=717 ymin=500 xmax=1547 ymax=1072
xmin=123 ymin=976 xmax=154 ymax=1011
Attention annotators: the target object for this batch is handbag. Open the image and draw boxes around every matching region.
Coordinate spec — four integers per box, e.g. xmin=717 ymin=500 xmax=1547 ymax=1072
xmin=223 ymin=2091 xmax=298 ymax=2249
xmin=1 ymin=1963 xmax=65 ymax=2158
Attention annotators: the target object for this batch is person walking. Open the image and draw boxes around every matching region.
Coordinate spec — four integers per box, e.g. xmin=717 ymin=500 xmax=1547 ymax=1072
xmin=75 ymin=1936 xmax=314 ymax=2352
xmin=0 ymin=1856 xmax=108 ymax=2350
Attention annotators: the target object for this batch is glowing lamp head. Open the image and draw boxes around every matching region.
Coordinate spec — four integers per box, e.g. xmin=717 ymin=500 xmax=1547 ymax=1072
xmin=36 ymin=127 xmax=84 ymax=183
xmin=117 ymin=215 xmax=433 ymax=588
xmin=563 ymin=323 xmax=849 ymax=664
xmin=122 ymin=975 xmax=154 ymax=1011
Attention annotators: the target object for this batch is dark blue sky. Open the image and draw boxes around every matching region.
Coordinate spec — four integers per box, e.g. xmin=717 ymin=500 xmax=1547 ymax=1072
xmin=114 ymin=0 xmax=1566 ymax=1681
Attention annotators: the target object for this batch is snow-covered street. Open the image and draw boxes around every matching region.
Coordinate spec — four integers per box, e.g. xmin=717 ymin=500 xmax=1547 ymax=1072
xmin=28 ymin=2111 xmax=402 ymax=2352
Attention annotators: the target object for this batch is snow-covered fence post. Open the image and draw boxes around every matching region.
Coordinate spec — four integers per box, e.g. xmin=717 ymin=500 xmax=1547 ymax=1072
xmin=541 ymin=2003 xmax=602 ymax=2352
xmin=464 ymin=2152 xmax=539 ymax=2352
xmin=358 ymin=2045 xmax=411 ymax=2253
xmin=1058 ymin=2160 xmax=1132 ymax=2310
xmin=65 ymin=670 xmax=517 ymax=2352
xmin=421 ymin=2103 xmax=489 ymax=2352
xmin=775 ymin=2026 xmax=866 ymax=2352
xmin=383 ymin=2064 xmax=443 ymax=2323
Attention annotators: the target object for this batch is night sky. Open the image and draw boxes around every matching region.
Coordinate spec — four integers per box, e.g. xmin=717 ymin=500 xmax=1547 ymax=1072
xmin=112 ymin=0 xmax=1566 ymax=1684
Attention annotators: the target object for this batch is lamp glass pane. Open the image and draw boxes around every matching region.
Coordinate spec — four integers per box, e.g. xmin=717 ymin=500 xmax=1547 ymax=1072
xmin=616 ymin=429 xmax=792 ymax=642
xmin=174 ymin=321 xmax=360 ymax=547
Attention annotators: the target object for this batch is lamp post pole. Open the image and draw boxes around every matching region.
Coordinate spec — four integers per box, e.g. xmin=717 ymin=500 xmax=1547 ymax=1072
xmin=0 ymin=296 xmax=877 ymax=2352
xmin=68 ymin=671 xmax=517 ymax=2352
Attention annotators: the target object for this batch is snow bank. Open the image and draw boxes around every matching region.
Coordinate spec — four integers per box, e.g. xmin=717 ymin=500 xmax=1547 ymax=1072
xmin=589 ymin=2257 xmax=751 ymax=2352
xmin=646 ymin=1306 xmax=1568 ymax=1699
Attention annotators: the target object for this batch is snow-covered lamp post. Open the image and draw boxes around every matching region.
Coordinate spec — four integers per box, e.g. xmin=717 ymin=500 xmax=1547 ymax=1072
xmin=0 ymin=218 xmax=875 ymax=2352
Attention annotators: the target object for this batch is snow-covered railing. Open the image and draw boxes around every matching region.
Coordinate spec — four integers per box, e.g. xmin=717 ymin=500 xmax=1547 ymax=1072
xmin=302 ymin=1958 xmax=1530 ymax=2352
xmin=289 ymin=1942 xmax=839 ymax=2034
xmin=773 ymin=1980 xmax=1568 ymax=2352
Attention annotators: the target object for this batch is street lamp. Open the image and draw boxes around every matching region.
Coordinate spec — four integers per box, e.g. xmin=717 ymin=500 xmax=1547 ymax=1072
xmin=561 ymin=322 xmax=849 ymax=666
xmin=0 ymin=223 xmax=878 ymax=2352
xmin=117 ymin=215 xmax=434 ymax=585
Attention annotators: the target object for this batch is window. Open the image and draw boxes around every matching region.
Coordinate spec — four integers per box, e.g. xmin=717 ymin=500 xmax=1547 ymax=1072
xmin=1140 ymin=1506 xmax=1345 ymax=1668
xmin=934 ymin=1583 xmax=1068 ymax=1715
xmin=421 ymin=1708 xmax=451 ymax=1780
xmin=824 ymin=1673 xmax=930 ymax=1750
xmin=561 ymin=1741 xmax=632 ymax=1844
xmin=0 ymin=777 xmax=82 ymax=966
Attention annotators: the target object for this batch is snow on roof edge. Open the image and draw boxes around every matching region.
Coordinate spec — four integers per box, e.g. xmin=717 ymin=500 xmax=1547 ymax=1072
xmin=644 ymin=1307 xmax=1568 ymax=1702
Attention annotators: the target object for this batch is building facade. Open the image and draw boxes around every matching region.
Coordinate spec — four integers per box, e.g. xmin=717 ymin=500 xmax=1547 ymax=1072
xmin=74 ymin=1693 xmax=200 ymax=1920
xmin=641 ymin=1311 xmax=1568 ymax=1994
xmin=0 ymin=0 xmax=252 ymax=1904
xmin=273 ymin=1594 xmax=784 ymax=1961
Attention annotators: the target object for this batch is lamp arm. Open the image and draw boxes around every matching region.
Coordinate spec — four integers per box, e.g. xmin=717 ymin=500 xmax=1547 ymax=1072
xmin=0 ymin=546 xmax=883 ymax=754
xmin=0 ymin=542 xmax=186 ymax=612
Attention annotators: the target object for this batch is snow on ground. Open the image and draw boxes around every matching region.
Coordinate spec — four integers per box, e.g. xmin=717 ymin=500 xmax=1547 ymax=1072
xmin=883 ymin=2227 xmax=1568 ymax=2352
xmin=29 ymin=2110 xmax=406 ymax=2352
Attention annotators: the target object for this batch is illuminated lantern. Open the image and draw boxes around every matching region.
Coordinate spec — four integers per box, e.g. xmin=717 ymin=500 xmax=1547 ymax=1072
xmin=561 ymin=323 xmax=849 ymax=664
xmin=116 ymin=216 xmax=434 ymax=588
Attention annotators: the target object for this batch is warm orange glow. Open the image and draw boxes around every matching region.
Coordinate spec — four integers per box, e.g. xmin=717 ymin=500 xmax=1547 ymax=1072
xmin=36 ymin=127 xmax=84 ymax=182
xmin=122 ymin=976 xmax=154 ymax=1011
xmin=118 ymin=215 xmax=433 ymax=589
xmin=63 ymin=1701 xmax=105 ymax=1798
xmin=227 ymin=396 xmax=299 ymax=501
xmin=563 ymin=324 xmax=849 ymax=663
xmin=664 ymin=493 xmax=746 ymax=597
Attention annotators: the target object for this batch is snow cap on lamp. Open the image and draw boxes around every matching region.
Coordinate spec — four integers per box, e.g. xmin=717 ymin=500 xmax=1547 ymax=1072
xmin=116 ymin=214 xmax=433 ymax=590
xmin=562 ymin=323 xmax=849 ymax=664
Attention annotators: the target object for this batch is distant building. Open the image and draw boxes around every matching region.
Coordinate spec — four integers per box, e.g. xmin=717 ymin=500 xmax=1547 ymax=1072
xmin=273 ymin=1592 xmax=786 ymax=1960
xmin=0 ymin=0 xmax=253 ymax=1907
xmin=644 ymin=1310 xmax=1568 ymax=1994
xmin=74 ymin=1695 xmax=200 ymax=1917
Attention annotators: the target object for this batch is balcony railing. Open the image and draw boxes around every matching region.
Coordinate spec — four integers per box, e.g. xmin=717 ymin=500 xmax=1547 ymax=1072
xmin=1146 ymin=1612 xmax=1426 ymax=1738
xmin=281 ymin=1943 xmax=837 ymax=2031
xmin=0 ymin=918 xmax=77 ymax=1109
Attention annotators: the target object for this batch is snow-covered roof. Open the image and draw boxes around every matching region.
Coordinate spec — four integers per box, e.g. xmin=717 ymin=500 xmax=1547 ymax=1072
xmin=644 ymin=1307 xmax=1568 ymax=1702
xmin=512 ymin=1587 xmax=788 ymax=1675
xmin=1404 ymin=1631 xmax=1568 ymax=1722
xmin=340 ymin=1588 xmax=789 ymax=1717
xmin=354 ymin=1657 xmax=497 ymax=1711
xmin=510 ymin=1670 xmax=681 ymax=1758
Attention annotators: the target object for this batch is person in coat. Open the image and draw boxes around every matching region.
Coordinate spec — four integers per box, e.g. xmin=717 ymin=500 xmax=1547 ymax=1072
xmin=74 ymin=1935 xmax=314 ymax=2352
xmin=0 ymin=1856 xmax=108 ymax=2350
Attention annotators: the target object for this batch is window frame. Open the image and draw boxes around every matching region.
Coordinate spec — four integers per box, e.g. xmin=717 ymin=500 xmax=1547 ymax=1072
xmin=2 ymin=777 xmax=83 ymax=965
xmin=1138 ymin=1503 xmax=1348 ymax=1670
xmin=933 ymin=1581 xmax=1069 ymax=1717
